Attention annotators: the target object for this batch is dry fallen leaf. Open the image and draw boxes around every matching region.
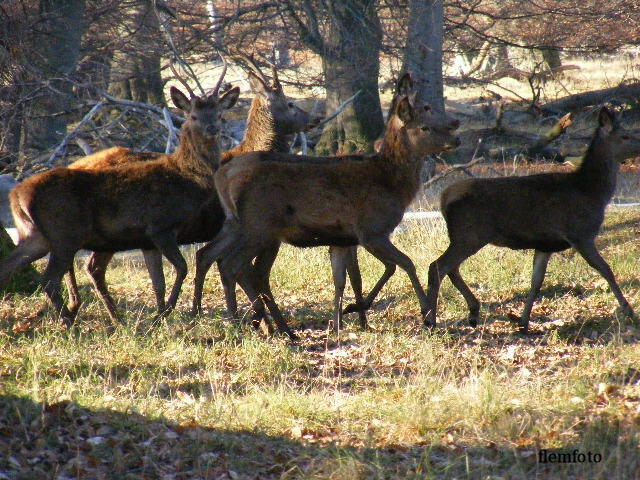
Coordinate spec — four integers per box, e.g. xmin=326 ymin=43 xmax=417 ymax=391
xmin=11 ymin=320 xmax=32 ymax=334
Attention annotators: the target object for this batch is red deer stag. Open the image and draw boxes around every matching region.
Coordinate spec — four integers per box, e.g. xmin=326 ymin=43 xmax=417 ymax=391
xmin=63 ymin=58 xmax=311 ymax=323
xmin=424 ymin=106 xmax=639 ymax=333
xmin=0 ymin=68 xmax=239 ymax=327
xmin=191 ymin=74 xmax=460 ymax=339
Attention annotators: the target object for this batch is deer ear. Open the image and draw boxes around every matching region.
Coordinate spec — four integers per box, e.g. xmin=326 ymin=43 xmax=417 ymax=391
xmin=598 ymin=106 xmax=616 ymax=133
xmin=170 ymin=86 xmax=191 ymax=112
xmin=395 ymin=96 xmax=414 ymax=124
xmin=396 ymin=73 xmax=413 ymax=97
xmin=248 ymin=72 xmax=269 ymax=96
xmin=219 ymin=86 xmax=240 ymax=110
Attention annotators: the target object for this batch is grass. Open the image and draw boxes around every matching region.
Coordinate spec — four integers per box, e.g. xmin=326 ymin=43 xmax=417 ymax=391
xmin=1 ymin=210 xmax=640 ymax=479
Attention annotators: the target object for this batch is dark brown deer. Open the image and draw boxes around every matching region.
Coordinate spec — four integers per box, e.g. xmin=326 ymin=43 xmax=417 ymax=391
xmin=0 ymin=69 xmax=239 ymax=326
xmin=424 ymin=106 xmax=638 ymax=333
xmin=330 ymin=77 xmax=460 ymax=329
xmin=61 ymin=61 xmax=311 ymax=323
xmin=191 ymin=74 xmax=460 ymax=339
xmin=190 ymin=74 xmax=460 ymax=331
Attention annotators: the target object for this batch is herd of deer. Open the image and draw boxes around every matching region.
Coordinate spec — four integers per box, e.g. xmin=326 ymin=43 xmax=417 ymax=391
xmin=1 ymin=59 xmax=638 ymax=340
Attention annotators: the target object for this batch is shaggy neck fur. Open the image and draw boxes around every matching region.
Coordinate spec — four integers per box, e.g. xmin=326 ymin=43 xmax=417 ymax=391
xmin=378 ymin=116 xmax=422 ymax=207
xmin=222 ymin=97 xmax=291 ymax=162
xmin=171 ymin=124 xmax=220 ymax=187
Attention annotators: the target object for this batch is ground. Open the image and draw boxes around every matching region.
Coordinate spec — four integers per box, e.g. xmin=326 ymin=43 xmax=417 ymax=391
xmin=1 ymin=208 xmax=639 ymax=480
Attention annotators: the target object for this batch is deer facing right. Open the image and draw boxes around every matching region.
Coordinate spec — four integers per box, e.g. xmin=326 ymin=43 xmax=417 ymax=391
xmin=191 ymin=74 xmax=460 ymax=339
xmin=425 ymin=106 xmax=639 ymax=333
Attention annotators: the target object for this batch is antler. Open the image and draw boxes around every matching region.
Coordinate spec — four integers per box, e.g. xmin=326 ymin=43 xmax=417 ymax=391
xmin=169 ymin=61 xmax=196 ymax=99
xmin=210 ymin=53 xmax=227 ymax=98
xmin=234 ymin=53 xmax=270 ymax=85
xmin=263 ymin=58 xmax=282 ymax=91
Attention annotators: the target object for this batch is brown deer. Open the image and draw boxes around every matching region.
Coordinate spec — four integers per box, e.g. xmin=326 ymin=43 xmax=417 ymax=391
xmin=191 ymin=74 xmax=460 ymax=339
xmin=0 ymin=68 xmax=239 ymax=327
xmin=424 ymin=106 xmax=639 ymax=333
xmin=330 ymin=77 xmax=460 ymax=329
xmin=190 ymin=74 xmax=460 ymax=331
xmin=61 ymin=60 xmax=311 ymax=323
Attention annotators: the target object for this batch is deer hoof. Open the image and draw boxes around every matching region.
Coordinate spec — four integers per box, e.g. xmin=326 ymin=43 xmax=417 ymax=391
xmin=468 ymin=316 xmax=478 ymax=328
xmin=343 ymin=302 xmax=366 ymax=314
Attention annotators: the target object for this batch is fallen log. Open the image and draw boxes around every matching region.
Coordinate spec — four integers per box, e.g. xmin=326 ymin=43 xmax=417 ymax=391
xmin=452 ymin=110 xmax=573 ymax=162
xmin=541 ymin=82 xmax=640 ymax=114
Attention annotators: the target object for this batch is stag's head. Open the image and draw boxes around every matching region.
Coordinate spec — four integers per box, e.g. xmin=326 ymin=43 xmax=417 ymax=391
xmin=170 ymin=87 xmax=240 ymax=141
xmin=595 ymin=106 xmax=640 ymax=162
xmin=245 ymin=60 xmax=311 ymax=135
xmin=170 ymin=59 xmax=240 ymax=142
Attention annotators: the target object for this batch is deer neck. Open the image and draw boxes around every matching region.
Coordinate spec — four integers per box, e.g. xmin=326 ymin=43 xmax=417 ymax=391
xmin=574 ymin=133 xmax=619 ymax=202
xmin=171 ymin=125 xmax=220 ymax=186
xmin=378 ymin=118 xmax=422 ymax=206
xmin=234 ymin=98 xmax=291 ymax=155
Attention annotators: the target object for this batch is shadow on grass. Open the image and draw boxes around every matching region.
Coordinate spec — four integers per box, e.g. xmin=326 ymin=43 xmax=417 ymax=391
xmin=1 ymin=392 xmax=637 ymax=480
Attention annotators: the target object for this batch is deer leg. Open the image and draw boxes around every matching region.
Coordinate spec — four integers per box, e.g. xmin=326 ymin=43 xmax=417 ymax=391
xmin=519 ymin=250 xmax=551 ymax=333
xmin=42 ymin=253 xmax=76 ymax=327
xmin=192 ymin=221 xmax=242 ymax=316
xmin=63 ymin=265 xmax=81 ymax=317
xmin=425 ymin=242 xmax=481 ymax=328
xmin=360 ymin=235 xmax=428 ymax=322
xmin=251 ymin=242 xmax=280 ymax=326
xmin=344 ymin=259 xmax=396 ymax=317
xmin=85 ymin=252 xmax=121 ymax=325
xmin=0 ymin=233 xmax=48 ymax=289
xmin=218 ymin=260 xmax=237 ymax=317
xmin=150 ymin=236 xmax=187 ymax=313
xmin=447 ymin=266 xmax=480 ymax=327
xmin=571 ymin=239 xmax=635 ymax=319
xmin=345 ymin=247 xmax=368 ymax=329
xmin=142 ymin=249 xmax=166 ymax=315
xmin=231 ymin=244 xmax=296 ymax=340
xmin=329 ymin=246 xmax=348 ymax=332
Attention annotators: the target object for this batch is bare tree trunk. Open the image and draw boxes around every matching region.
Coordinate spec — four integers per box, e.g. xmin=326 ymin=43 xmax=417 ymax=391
xmin=314 ymin=1 xmax=384 ymax=155
xmin=541 ymin=48 xmax=562 ymax=69
xmin=26 ymin=0 xmax=86 ymax=151
xmin=403 ymin=0 xmax=444 ymax=112
xmin=108 ymin=0 xmax=164 ymax=105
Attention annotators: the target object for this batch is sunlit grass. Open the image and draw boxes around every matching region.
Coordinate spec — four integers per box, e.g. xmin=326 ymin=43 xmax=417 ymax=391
xmin=1 ymin=210 xmax=639 ymax=479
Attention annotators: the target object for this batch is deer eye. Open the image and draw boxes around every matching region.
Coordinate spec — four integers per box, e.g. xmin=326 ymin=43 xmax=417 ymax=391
xmin=621 ymin=134 xmax=630 ymax=140
xmin=191 ymin=115 xmax=197 ymax=121
xmin=421 ymin=126 xmax=431 ymax=132
xmin=287 ymin=102 xmax=295 ymax=108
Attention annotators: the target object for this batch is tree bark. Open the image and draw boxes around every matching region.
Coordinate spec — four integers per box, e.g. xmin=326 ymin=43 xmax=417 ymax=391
xmin=286 ymin=1 xmax=384 ymax=155
xmin=541 ymin=48 xmax=562 ymax=69
xmin=25 ymin=0 xmax=86 ymax=151
xmin=108 ymin=0 xmax=164 ymax=105
xmin=403 ymin=0 xmax=444 ymax=112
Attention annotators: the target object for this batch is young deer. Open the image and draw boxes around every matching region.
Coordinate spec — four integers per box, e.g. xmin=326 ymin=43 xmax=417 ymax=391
xmin=0 ymin=71 xmax=239 ymax=327
xmin=191 ymin=74 xmax=460 ymax=339
xmin=425 ymin=106 xmax=639 ymax=333
xmin=330 ymin=76 xmax=460 ymax=329
xmin=61 ymin=62 xmax=311 ymax=323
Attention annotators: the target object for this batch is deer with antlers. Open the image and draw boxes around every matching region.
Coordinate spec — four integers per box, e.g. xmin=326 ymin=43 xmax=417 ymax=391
xmin=48 ymin=57 xmax=313 ymax=323
xmin=0 ymin=65 xmax=239 ymax=327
